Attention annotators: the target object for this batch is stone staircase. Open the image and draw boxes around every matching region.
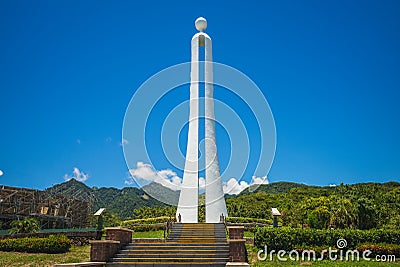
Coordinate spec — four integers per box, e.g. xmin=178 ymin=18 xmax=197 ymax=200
xmin=107 ymin=223 xmax=229 ymax=267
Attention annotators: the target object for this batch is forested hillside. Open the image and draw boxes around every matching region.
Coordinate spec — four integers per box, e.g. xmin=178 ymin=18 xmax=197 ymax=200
xmin=227 ymin=181 xmax=400 ymax=230
xmin=47 ymin=179 xmax=400 ymax=230
xmin=46 ymin=179 xmax=166 ymax=219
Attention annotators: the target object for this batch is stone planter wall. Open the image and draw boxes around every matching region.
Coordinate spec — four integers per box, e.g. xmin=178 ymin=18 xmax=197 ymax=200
xmin=90 ymin=240 xmax=120 ymax=262
xmin=90 ymin=227 xmax=133 ymax=262
xmin=105 ymin=227 xmax=133 ymax=248
xmin=227 ymin=226 xmax=247 ymax=263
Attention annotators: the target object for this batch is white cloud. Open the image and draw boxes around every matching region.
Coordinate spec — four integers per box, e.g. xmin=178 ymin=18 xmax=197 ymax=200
xmin=223 ymin=178 xmax=249 ymax=195
xmin=223 ymin=176 xmax=269 ymax=195
xmin=126 ymin=161 xmax=269 ymax=195
xmin=251 ymin=175 xmax=269 ymax=185
xmin=64 ymin=167 xmax=89 ymax=182
xmin=128 ymin=162 xmax=182 ymax=191
xmin=0 ymin=170 xmax=3 ymax=176
xmin=120 ymin=138 xmax=129 ymax=146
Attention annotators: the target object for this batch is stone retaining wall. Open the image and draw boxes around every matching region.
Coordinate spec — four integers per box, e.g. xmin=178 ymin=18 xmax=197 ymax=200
xmin=227 ymin=226 xmax=247 ymax=263
xmin=90 ymin=240 xmax=120 ymax=262
xmin=90 ymin=227 xmax=133 ymax=262
xmin=105 ymin=227 xmax=133 ymax=248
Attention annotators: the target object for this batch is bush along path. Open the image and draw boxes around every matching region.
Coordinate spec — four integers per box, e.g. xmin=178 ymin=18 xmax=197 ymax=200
xmin=255 ymin=227 xmax=400 ymax=251
xmin=0 ymin=234 xmax=71 ymax=253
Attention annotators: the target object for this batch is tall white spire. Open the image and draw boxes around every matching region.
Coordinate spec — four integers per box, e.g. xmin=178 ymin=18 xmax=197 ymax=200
xmin=176 ymin=17 xmax=227 ymax=223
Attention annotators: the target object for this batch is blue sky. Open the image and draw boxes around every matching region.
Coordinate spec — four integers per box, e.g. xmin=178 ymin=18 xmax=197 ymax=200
xmin=0 ymin=0 xmax=399 ymax=191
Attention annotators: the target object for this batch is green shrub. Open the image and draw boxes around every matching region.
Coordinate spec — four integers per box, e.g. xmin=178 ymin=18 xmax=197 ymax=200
xmin=121 ymin=216 xmax=170 ymax=225
xmin=9 ymin=218 xmax=40 ymax=234
xmin=355 ymin=243 xmax=400 ymax=258
xmin=0 ymin=234 xmax=71 ymax=253
xmin=255 ymin=227 xmax=400 ymax=250
xmin=125 ymin=224 xmax=165 ymax=232
xmin=226 ymin=217 xmax=272 ymax=225
xmin=120 ymin=216 xmax=171 ymax=232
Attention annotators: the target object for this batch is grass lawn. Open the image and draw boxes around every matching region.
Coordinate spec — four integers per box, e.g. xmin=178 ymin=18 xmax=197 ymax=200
xmin=0 ymin=245 xmax=90 ymax=267
xmin=132 ymin=230 xmax=165 ymax=238
xmin=0 ymin=231 xmax=163 ymax=266
xmin=251 ymin=260 xmax=399 ymax=266
xmin=247 ymin=245 xmax=399 ymax=266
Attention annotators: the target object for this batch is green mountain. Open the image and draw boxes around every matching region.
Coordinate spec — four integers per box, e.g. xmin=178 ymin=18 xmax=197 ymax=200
xmin=141 ymin=182 xmax=180 ymax=206
xmin=46 ymin=179 xmax=400 ymax=230
xmin=239 ymin=181 xmax=309 ymax=196
xmin=227 ymin=181 xmax=400 ymax=230
xmin=45 ymin=178 xmax=95 ymax=201
xmin=46 ymin=179 xmax=167 ymax=220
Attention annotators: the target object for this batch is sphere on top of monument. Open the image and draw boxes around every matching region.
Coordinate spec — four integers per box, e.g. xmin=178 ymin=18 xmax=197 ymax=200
xmin=195 ymin=17 xmax=207 ymax=32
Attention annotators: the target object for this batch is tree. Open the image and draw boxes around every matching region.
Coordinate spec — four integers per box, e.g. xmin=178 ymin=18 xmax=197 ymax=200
xmin=9 ymin=217 xmax=40 ymax=234
xmin=330 ymin=197 xmax=356 ymax=229
xmin=385 ymin=214 xmax=400 ymax=230
xmin=101 ymin=211 xmax=121 ymax=228
xmin=354 ymin=197 xmax=376 ymax=229
xmin=308 ymin=206 xmax=331 ymax=229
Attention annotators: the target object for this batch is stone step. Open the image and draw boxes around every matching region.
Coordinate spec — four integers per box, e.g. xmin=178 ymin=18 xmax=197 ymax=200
xmin=126 ymin=243 xmax=227 ymax=247
xmin=167 ymin=238 xmax=226 ymax=240
xmin=114 ymin=253 xmax=228 ymax=258
xmin=121 ymin=249 xmax=228 ymax=253
xmin=168 ymin=234 xmax=226 ymax=237
xmin=168 ymin=236 xmax=226 ymax=239
xmin=167 ymin=236 xmax=225 ymax=238
xmin=166 ymin=240 xmax=226 ymax=243
xmin=108 ymin=223 xmax=229 ymax=266
xmin=109 ymin=257 xmax=229 ymax=263
xmin=169 ymin=241 xmax=222 ymax=244
xmin=167 ymin=239 xmax=226 ymax=242
xmin=169 ymin=232 xmax=225 ymax=234
xmin=106 ymin=262 xmax=227 ymax=267
xmin=116 ymin=251 xmax=228 ymax=255
xmin=169 ymin=231 xmax=226 ymax=234
xmin=116 ymin=250 xmax=228 ymax=254
xmin=169 ymin=233 xmax=225 ymax=235
xmin=116 ymin=248 xmax=229 ymax=253
xmin=168 ymin=237 xmax=226 ymax=238
xmin=122 ymin=248 xmax=228 ymax=252
xmin=166 ymin=240 xmax=226 ymax=242
xmin=169 ymin=232 xmax=226 ymax=235
xmin=119 ymin=249 xmax=228 ymax=253
xmin=171 ymin=228 xmax=225 ymax=230
xmin=169 ymin=232 xmax=226 ymax=234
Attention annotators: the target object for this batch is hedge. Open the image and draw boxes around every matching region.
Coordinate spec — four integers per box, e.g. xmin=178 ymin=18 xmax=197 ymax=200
xmin=121 ymin=216 xmax=171 ymax=225
xmin=226 ymin=217 xmax=272 ymax=225
xmin=255 ymin=227 xmax=400 ymax=251
xmin=355 ymin=243 xmax=400 ymax=258
xmin=120 ymin=216 xmax=172 ymax=232
xmin=123 ymin=223 xmax=166 ymax=232
xmin=0 ymin=234 xmax=71 ymax=253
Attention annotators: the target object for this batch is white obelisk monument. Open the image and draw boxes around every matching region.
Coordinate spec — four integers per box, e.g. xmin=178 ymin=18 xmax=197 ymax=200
xmin=177 ymin=17 xmax=228 ymax=223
